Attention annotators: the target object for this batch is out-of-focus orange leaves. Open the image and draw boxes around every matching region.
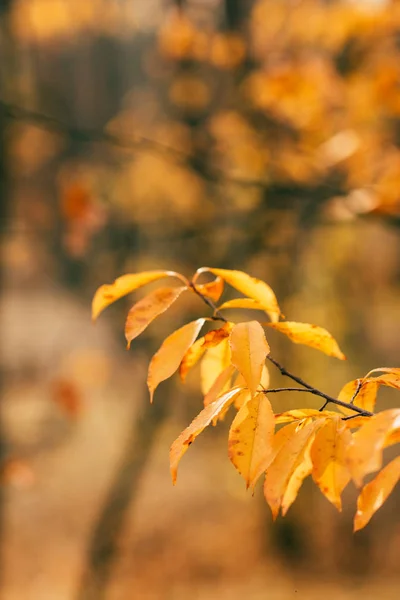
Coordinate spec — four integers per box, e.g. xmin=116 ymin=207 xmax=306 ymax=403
xmin=311 ymin=416 xmax=352 ymax=510
xmin=347 ymin=409 xmax=400 ymax=486
xmin=264 ymin=420 xmax=321 ymax=520
xmin=0 ymin=458 xmax=36 ymax=489
xmin=170 ymin=387 xmax=241 ymax=484
xmin=92 ymin=270 xmax=186 ymax=320
xmin=230 ymin=322 xmax=270 ymax=397
xmin=354 ymin=456 xmax=400 ymax=532
xmin=125 ymin=286 xmax=187 ymax=349
xmin=210 ymin=33 xmax=246 ymax=70
xmin=228 ymin=392 xmax=274 ymax=489
xmin=148 ymin=318 xmax=205 ymax=402
xmin=266 ymin=321 xmax=346 ymax=360
xmin=51 ymin=378 xmax=83 ymax=419
xmin=199 ymin=268 xmax=281 ymax=323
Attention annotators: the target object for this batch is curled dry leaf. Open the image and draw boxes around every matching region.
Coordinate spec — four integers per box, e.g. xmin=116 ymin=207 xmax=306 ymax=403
xmin=347 ymin=409 xmax=400 ymax=486
xmin=170 ymin=387 xmax=242 ymax=484
xmin=354 ymin=456 xmax=400 ymax=532
xmin=92 ymin=270 xmax=185 ymax=320
xmin=264 ymin=420 xmax=322 ymax=520
xmin=228 ymin=392 xmax=275 ymax=489
xmin=266 ymin=322 xmax=346 ymax=360
xmin=311 ymin=416 xmax=352 ymax=511
xmin=338 ymin=379 xmax=379 ymax=415
xmin=147 ymin=319 xmax=205 ymax=402
xmin=197 ymin=267 xmax=281 ymax=322
xmin=193 ymin=277 xmax=224 ymax=302
xmin=125 ymin=286 xmax=187 ymax=348
xmin=230 ymin=321 xmax=270 ymax=397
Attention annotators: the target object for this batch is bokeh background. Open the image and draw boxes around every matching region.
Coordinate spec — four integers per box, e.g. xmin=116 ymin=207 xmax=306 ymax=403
xmin=1 ymin=1 xmax=400 ymax=599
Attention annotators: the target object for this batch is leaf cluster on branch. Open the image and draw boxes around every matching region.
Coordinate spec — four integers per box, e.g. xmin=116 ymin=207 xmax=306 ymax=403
xmin=92 ymin=267 xmax=400 ymax=531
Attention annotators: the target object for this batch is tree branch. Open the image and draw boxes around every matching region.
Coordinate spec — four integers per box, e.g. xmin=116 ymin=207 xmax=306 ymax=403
xmin=191 ymin=282 xmax=374 ymax=418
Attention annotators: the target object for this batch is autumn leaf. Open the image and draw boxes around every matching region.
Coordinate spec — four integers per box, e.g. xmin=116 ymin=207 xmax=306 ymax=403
xmin=338 ymin=379 xmax=379 ymax=415
xmin=230 ymin=321 xmax=270 ymax=397
xmin=204 ymin=364 xmax=235 ymax=407
xmin=264 ymin=420 xmax=321 ymax=520
xmin=281 ymin=444 xmax=313 ymax=517
xmin=201 ymin=336 xmax=231 ymax=394
xmin=196 ymin=267 xmax=281 ymax=322
xmin=179 ymin=337 xmax=207 ymax=382
xmin=147 ymin=319 xmax=205 ymax=402
xmin=266 ymin=322 xmax=346 ymax=360
xmin=125 ymin=286 xmax=187 ymax=349
xmin=364 ymin=367 xmax=400 ymax=379
xmin=92 ymin=270 xmax=186 ymax=320
xmin=347 ymin=409 xmax=400 ymax=486
xmin=194 ymin=277 xmax=224 ymax=302
xmin=170 ymin=387 xmax=242 ymax=484
xmin=354 ymin=456 xmax=400 ymax=531
xmin=229 ymin=392 xmax=275 ymax=489
xmin=218 ymin=298 xmax=264 ymax=311
xmin=311 ymin=416 xmax=352 ymax=510
xmin=275 ymin=408 xmax=338 ymax=424
xmin=372 ymin=373 xmax=400 ymax=391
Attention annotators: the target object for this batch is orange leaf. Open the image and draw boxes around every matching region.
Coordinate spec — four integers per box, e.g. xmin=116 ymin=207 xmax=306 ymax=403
xmin=372 ymin=373 xmax=400 ymax=391
xmin=218 ymin=298 xmax=264 ymax=311
xmin=147 ymin=319 xmax=205 ymax=402
xmin=275 ymin=408 xmax=338 ymax=424
xmin=125 ymin=286 xmax=187 ymax=349
xmin=266 ymin=322 xmax=346 ymax=360
xmin=194 ymin=277 xmax=224 ymax=302
xmin=230 ymin=321 xmax=270 ymax=397
xmin=178 ymin=337 xmax=207 ymax=382
xmin=201 ymin=337 xmax=231 ymax=395
xmin=196 ymin=267 xmax=281 ymax=322
xmin=364 ymin=367 xmax=400 ymax=379
xmin=229 ymin=392 xmax=275 ymax=489
xmin=92 ymin=270 xmax=186 ymax=320
xmin=354 ymin=456 xmax=400 ymax=532
xmin=338 ymin=379 xmax=379 ymax=415
xmin=204 ymin=365 xmax=236 ymax=407
xmin=347 ymin=409 xmax=400 ymax=486
xmin=264 ymin=420 xmax=321 ymax=520
xmin=170 ymin=387 xmax=241 ymax=484
xmin=281 ymin=444 xmax=313 ymax=517
xmin=311 ymin=416 xmax=352 ymax=511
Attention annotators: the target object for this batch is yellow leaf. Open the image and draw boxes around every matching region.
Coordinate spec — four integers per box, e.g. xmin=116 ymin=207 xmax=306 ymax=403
xmin=372 ymin=373 xmax=400 ymax=391
xmin=311 ymin=416 xmax=352 ymax=511
xmin=194 ymin=277 xmax=224 ymax=302
xmin=275 ymin=408 xmax=338 ymax=424
xmin=201 ymin=337 xmax=231 ymax=395
xmin=234 ymin=363 xmax=269 ymax=389
xmin=264 ymin=420 xmax=321 ymax=520
xmin=178 ymin=337 xmax=206 ymax=382
xmin=354 ymin=456 xmax=400 ymax=532
xmin=364 ymin=367 xmax=400 ymax=379
xmin=170 ymin=387 xmax=241 ymax=484
xmin=230 ymin=321 xmax=270 ymax=397
xmin=228 ymin=392 xmax=275 ymax=489
xmin=178 ymin=323 xmax=231 ymax=383
xmin=196 ymin=267 xmax=281 ymax=322
xmin=281 ymin=444 xmax=313 ymax=517
xmin=125 ymin=286 xmax=187 ymax=349
xmin=204 ymin=365 xmax=235 ymax=407
xmin=218 ymin=298 xmax=264 ymax=311
xmin=234 ymin=388 xmax=251 ymax=409
xmin=147 ymin=319 xmax=205 ymax=402
xmin=92 ymin=270 xmax=185 ymax=320
xmin=338 ymin=379 xmax=379 ymax=415
xmin=266 ymin=322 xmax=346 ymax=360
xmin=347 ymin=409 xmax=400 ymax=486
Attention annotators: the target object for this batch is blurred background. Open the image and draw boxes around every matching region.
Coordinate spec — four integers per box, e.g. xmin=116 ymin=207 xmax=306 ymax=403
xmin=0 ymin=0 xmax=400 ymax=598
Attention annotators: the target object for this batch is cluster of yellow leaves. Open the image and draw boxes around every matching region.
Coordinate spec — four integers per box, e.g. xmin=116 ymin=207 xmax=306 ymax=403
xmin=93 ymin=267 xmax=400 ymax=531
